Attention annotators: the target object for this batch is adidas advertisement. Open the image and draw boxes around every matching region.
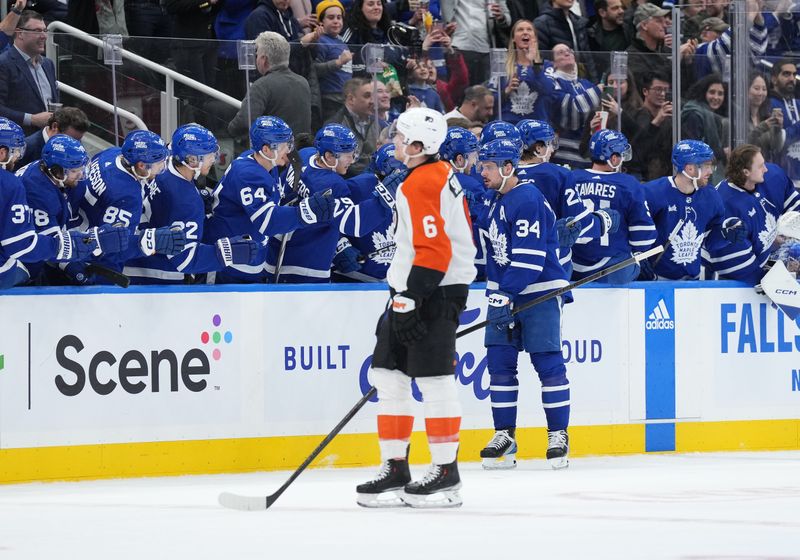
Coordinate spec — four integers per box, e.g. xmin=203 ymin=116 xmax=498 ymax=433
xmin=646 ymin=298 xmax=675 ymax=330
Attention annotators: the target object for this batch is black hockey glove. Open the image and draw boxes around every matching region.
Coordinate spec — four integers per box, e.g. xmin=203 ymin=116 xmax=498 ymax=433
xmin=390 ymin=292 xmax=427 ymax=345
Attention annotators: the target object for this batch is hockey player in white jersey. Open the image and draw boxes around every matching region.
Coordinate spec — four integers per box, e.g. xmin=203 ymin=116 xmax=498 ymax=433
xmin=476 ymin=138 xmax=572 ymax=470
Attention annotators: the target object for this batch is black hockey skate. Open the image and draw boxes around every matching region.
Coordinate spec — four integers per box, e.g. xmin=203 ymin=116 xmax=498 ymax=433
xmin=479 ymin=428 xmax=517 ymax=470
xmin=402 ymin=461 xmax=462 ymax=508
xmin=546 ymin=429 xmax=569 ymax=470
xmin=356 ymin=458 xmax=411 ymax=508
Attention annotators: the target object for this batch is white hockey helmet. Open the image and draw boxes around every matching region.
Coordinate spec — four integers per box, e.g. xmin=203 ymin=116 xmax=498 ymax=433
xmin=394 ymin=108 xmax=447 ymax=155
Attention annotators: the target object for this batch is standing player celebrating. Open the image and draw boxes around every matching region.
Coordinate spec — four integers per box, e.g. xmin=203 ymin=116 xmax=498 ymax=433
xmin=475 ymin=138 xmax=572 ymax=470
xmin=356 ymin=108 xmax=476 ymax=509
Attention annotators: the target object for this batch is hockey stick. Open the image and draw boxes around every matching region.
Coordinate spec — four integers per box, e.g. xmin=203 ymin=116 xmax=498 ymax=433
xmin=85 ymin=263 xmax=130 ymax=288
xmin=651 ymin=218 xmax=685 ymax=268
xmin=217 ymin=243 xmax=664 ymax=511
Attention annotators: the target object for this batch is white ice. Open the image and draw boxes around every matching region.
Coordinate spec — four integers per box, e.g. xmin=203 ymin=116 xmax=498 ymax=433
xmin=1 ymin=451 xmax=799 ymax=560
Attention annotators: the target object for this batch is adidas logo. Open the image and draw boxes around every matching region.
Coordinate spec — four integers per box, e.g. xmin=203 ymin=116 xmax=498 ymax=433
xmin=646 ymin=298 xmax=674 ymax=330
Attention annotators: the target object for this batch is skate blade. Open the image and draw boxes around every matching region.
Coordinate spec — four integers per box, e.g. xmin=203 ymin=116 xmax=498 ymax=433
xmin=356 ymin=491 xmax=406 ymax=508
xmin=547 ymin=456 xmax=569 ymax=470
xmin=481 ymin=454 xmax=517 ymax=470
xmin=402 ymin=486 xmax=463 ymax=509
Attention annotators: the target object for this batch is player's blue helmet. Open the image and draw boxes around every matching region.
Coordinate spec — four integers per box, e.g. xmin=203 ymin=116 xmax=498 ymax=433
xmin=42 ymin=134 xmax=89 ymax=170
xmin=121 ymin=130 xmax=169 ymax=165
xmin=589 ymin=129 xmax=632 ymax=163
xmin=0 ymin=117 xmax=25 ymax=164
xmin=671 ymin=140 xmax=714 ymax=172
xmin=315 ymin=124 xmax=359 ymax=157
xmin=480 ymin=121 xmax=522 ymax=149
xmin=478 ymin=138 xmax=521 ymax=168
xmin=518 ymin=119 xmax=558 ymax=150
xmin=439 ymin=127 xmax=480 ymax=162
xmin=368 ymin=143 xmax=405 ymax=176
xmin=172 ymin=124 xmax=219 ymax=162
xmin=250 ymin=116 xmax=293 ymax=152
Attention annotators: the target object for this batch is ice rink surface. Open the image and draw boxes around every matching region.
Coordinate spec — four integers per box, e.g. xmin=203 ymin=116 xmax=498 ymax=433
xmin=1 ymin=451 xmax=799 ymax=560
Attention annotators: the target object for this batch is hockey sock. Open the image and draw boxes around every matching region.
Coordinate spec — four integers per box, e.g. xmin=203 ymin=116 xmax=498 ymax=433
xmin=531 ymin=351 xmax=570 ymax=431
xmin=487 ymin=345 xmax=520 ymax=430
xmin=371 ymin=368 xmax=415 ymax=460
xmin=417 ymin=375 xmax=461 ymax=465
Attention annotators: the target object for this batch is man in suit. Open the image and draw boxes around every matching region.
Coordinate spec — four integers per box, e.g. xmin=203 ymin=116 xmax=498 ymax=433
xmin=0 ymin=10 xmax=59 ymax=134
xmin=325 ymin=77 xmax=381 ymax=176
xmin=17 ymin=106 xmax=89 ymax=168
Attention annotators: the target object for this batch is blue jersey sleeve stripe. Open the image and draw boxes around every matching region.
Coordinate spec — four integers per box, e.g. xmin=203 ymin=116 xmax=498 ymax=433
xmin=510 ymin=261 xmax=543 ymax=271
xmin=703 ymin=246 xmax=753 ymax=263
xmin=715 ymin=255 xmax=757 ymax=275
xmin=511 ymin=248 xmax=546 ymax=256
xmin=258 ymin=206 xmax=276 ymax=235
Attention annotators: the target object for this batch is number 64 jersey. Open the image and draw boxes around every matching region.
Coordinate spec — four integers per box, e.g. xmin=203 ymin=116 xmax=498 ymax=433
xmin=386 ymin=160 xmax=476 ymax=292
xmin=483 ymin=179 xmax=569 ymax=303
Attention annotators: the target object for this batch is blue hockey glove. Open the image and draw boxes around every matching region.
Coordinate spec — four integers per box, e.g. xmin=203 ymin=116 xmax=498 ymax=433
xmin=62 ymin=262 xmax=95 ymax=285
xmin=54 ymin=229 xmax=97 ymax=261
xmin=333 ymin=238 xmax=362 ymax=273
xmin=298 ymin=190 xmax=335 ymax=225
xmin=216 ymin=235 xmax=261 ymax=267
xmin=391 ymin=292 xmax=427 ymax=345
xmin=198 ymin=187 xmax=215 ymax=218
xmin=594 ymin=208 xmax=620 ymax=235
xmin=556 ymin=217 xmax=581 ymax=249
xmin=721 ymin=217 xmax=748 ymax=244
xmin=89 ymin=224 xmax=130 ymax=256
xmin=487 ymin=291 xmax=514 ymax=331
xmin=139 ymin=226 xmax=187 ymax=256
xmin=637 ymin=257 xmax=657 ymax=281
xmin=381 ymin=169 xmax=408 ymax=197
xmin=372 ymin=181 xmax=396 ymax=211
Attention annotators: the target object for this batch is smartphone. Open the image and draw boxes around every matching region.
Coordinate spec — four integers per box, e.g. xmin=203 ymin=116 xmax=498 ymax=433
xmin=773 ymin=108 xmax=783 ymax=117
xmin=665 ymin=91 xmax=672 ymax=103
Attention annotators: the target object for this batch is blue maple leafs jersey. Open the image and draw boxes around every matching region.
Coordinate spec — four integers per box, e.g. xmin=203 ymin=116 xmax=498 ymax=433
xmin=643 ymin=176 xmax=728 ymax=280
xmin=125 ymin=160 xmax=229 ymax=284
xmin=457 ymin=170 xmax=489 ymax=281
xmin=0 ymin=168 xmax=38 ymax=287
xmin=703 ymin=163 xmax=800 ymax=284
xmin=484 ymin=180 xmax=569 ymax=303
xmin=265 ymin=157 xmax=391 ymax=283
xmin=571 ymin=169 xmax=657 ymax=275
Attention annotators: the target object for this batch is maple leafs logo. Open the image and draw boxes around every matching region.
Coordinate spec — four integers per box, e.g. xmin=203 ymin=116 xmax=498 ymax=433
xmin=758 ymin=212 xmax=778 ymax=252
xmin=510 ymin=81 xmax=538 ymax=116
xmin=488 ymin=219 xmax=509 ymax=266
xmin=370 ymin=227 xmax=395 ymax=265
xmin=670 ymin=220 xmax=704 ymax=265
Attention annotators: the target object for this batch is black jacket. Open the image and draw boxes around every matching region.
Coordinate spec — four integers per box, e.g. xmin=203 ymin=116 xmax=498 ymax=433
xmin=533 ymin=5 xmax=597 ymax=80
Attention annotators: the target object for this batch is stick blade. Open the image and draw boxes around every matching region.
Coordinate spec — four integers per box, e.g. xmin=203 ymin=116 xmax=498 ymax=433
xmin=218 ymin=492 xmax=268 ymax=511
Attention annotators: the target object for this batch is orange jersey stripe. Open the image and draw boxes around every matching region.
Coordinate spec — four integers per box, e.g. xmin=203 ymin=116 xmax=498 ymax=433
xmin=402 ymin=161 xmax=454 ymax=273
xmin=425 ymin=417 xmax=461 ymax=444
xmin=377 ymin=414 xmax=415 ymax=441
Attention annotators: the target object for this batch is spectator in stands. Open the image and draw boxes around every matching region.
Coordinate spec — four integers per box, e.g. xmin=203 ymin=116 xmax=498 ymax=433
xmin=769 ymin=58 xmax=800 ymax=184
xmin=548 ymin=43 xmax=601 ymax=168
xmin=342 ymin=0 xmax=404 ymax=77
xmin=124 ymin=0 xmax=171 ymax=65
xmin=326 ymin=77 xmax=382 ymax=175
xmin=375 ymin=80 xmax=392 ymax=125
xmin=18 ymin=106 xmax=89 ymax=167
xmin=680 ymin=0 xmax=707 ymax=41
xmin=681 ymin=73 xmax=728 ymax=179
xmin=228 ymin=31 xmax=312 ymax=138
xmin=589 ymin=72 xmax=641 ymax=164
xmin=692 ymin=5 xmax=767 ymax=80
xmin=290 ymin=0 xmax=319 ymax=32
xmin=0 ymin=0 xmax=25 ymax=52
xmin=443 ymin=84 xmax=494 ymax=124
xmin=763 ymin=0 xmax=800 ymax=57
xmin=747 ymin=73 xmax=785 ymax=163
xmin=214 ymin=0 xmax=257 ymax=100
xmin=442 ymin=0 xmax=511 ymax=85
xmin=587 ymin=0 xmax=632 ymax=74
xmin=630 ymin=71 xmax=673 ymax=180
xmin=421 ymin=26 xmax=468 ymax=113
xmin=489 ymin=20 xmax=553 ymax=125
xmin=626 ymin=3 xmax=696 ymax=83
xmin=689 ymin=0 xmax=730 ymax=29
xmin=406 ymin=57 xmax=445 ymax=113
xmin=314 ymin=0 xmax=354 ymax=122
xmin=0 ymin=10 xmax=58 ymax=134
xmin=534 ymin=0 xmax=596 ymax=80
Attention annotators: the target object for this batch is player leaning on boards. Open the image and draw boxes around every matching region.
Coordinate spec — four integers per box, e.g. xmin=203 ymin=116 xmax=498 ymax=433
xmin=474 ymin=138 xmax=572 ymax=470
xmin=356 ymin=108 xmax=476 ymax=509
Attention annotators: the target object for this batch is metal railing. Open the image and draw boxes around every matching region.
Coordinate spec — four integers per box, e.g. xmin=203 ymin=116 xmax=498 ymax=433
xmin=45 ymin=21 xmax=240 ymax=139
xmin=57 ymin=81 xmax=148 ymax=131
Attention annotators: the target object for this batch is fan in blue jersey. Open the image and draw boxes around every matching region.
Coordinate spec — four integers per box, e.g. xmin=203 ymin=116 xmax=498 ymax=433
xmin=516 ymin=119 xmax=619 ymax=278
xmin=15 ymin=135 xmax=130 ymax=285
xmin=440 ymin=127 xmax=490 ymax=280
xmin=333 ymin=143 xmax=406 ymax=283
xmin=204 ymin=116 xmax=335 ymax=283
xmin=124 ymin=124 xmax=261 ymax=284
xmin=571 ymin=129 xmax=657 ymax=284
xmin=265 ymin=123 xmax=392 ymax=283
xmin=477 ymin=138 xmax=572 ymax=471
xmin=80 ymin=130 xmax=188 ymax=282
xmin=703 ymin=144 xmax=800 ymax=285
xmin=642 ymin=140 xmax=747 ymax=281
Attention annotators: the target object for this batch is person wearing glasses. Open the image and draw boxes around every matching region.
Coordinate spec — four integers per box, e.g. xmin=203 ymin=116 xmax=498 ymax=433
xmin=0 ymin=10 xmax=58 ymax=134
xmin=630 ymin=71 xmax=673 ymax=181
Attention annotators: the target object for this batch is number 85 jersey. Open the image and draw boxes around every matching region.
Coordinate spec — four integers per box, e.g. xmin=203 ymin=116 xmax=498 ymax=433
xmin=484 ymin=179 xmax=568 ymax=302
xmin=387 ymin=161 xmax=476 ymax=292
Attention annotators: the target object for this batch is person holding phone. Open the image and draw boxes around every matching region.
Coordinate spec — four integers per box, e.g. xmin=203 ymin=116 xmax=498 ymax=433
xmin=747 ymin=73 xmax=785 ymax=164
